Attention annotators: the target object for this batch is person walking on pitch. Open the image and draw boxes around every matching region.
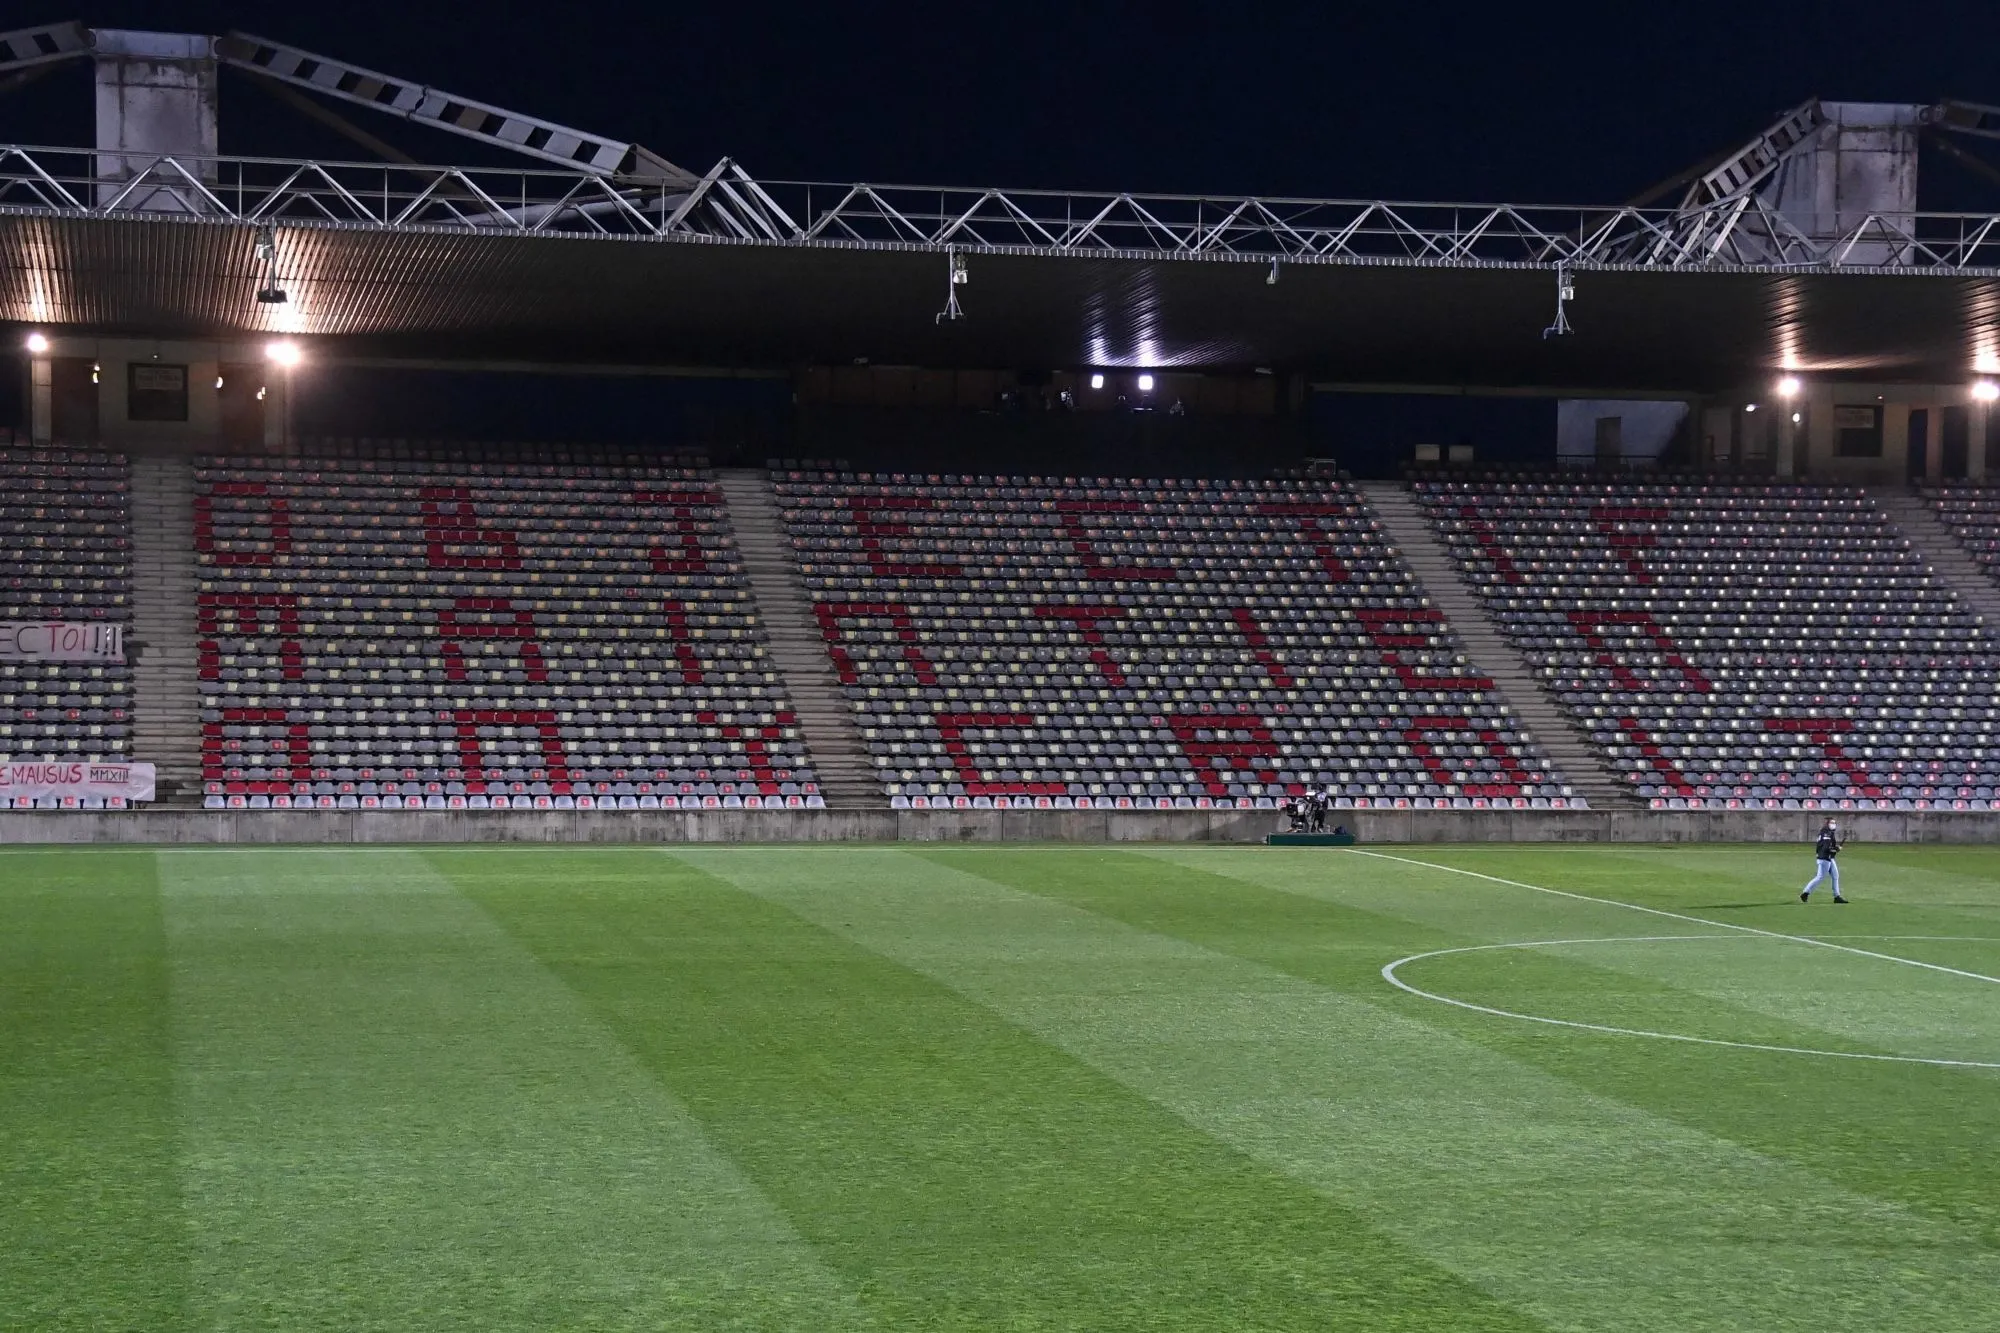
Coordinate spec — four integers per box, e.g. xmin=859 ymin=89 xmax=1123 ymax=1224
xmin=1800 ymin=818 xmax=1847 ymax=903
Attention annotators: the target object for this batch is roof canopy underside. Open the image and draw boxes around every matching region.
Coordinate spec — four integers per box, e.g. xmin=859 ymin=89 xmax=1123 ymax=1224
xmin=5 ymin=213 xmax=1996 ymax=392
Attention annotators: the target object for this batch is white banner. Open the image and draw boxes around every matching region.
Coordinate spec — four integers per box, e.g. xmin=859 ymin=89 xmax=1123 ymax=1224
xmin=0 ymin=621 xmax=125 ymax=662
xmin=0 ymin=761 xmax=155 ymax=802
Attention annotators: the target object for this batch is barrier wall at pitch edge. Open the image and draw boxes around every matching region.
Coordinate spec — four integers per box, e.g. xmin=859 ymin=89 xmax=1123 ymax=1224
xmin=3 ymin=808 xmax=2000 ymax=844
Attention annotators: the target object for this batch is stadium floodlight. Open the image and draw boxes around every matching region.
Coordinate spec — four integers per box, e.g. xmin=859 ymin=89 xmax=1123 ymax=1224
xmin=1776 ymin=375 xmax=1803 ymax=399
xmin=265 ymin=340 xmax=302 ymax=368
xmin=1974 ymin=380 xmax=2000 ymax=403
xmin=1138 ymin=373 xmax=1155 ymax=392
xmin=24 ymin=332 xmax=48 ymax=353
xmin=1089 ymin=373 xmax=1105 ymax=390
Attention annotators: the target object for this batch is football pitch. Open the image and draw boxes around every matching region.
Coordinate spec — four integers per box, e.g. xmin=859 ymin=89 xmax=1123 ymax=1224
xmin=5 ymin=842 xmax=1999 ymax=1331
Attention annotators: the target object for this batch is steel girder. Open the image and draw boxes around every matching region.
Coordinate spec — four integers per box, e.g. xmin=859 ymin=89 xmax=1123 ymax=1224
xmin=1 ymin=142 xmax=1997 ymax=272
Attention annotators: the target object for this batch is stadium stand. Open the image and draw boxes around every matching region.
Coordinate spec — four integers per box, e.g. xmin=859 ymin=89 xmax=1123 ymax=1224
xmin=0 ymin=446 xmax=135 ymax=807
xmin=1914 ymin=484 xmax=2000 ymax=595
xmin=191 ymin=443 xmax=817 ymax=810
xmin=776 ymin=470 xmax=1578 ymax=810
xmin=1414 ymin=474 xmax=2000 ymax=810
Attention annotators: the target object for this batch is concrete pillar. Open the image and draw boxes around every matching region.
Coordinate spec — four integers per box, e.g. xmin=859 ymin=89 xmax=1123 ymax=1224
xmin=1775 ymin=407 xmax=1798 ymax=476
xmin=1882 ymin=402 xmax=1911 ymax=477
xmin=1701 ymin=405 xmax=1733 ymax=469
xmin=262 ymin=372 xmax=289 ymax=452
xmin=29 ymin=357 xmax=52 ymax=443
xmin=1803 ymin=383 xmax=1835 ymax=477
xmin=1972 ymin=400 xmax=1991 ymax=481
xmin=1927 ymin=406 xmax=1945 ymax=481
xmin=93 ymin=30 xmax=218 ymax=210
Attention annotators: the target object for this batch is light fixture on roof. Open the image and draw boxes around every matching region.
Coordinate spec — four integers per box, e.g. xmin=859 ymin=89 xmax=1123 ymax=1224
xmin=1137 ymin=373 xmax=1155 ymax=392
xmin=24 ymin=331 xmax=49 ymax=354
xmin=1974 ymin=380 xmax=2000 ymax=403
xmin=1089 ymin=373 xmax=1105 ymax=390
xmin=1776 ymin=375 xmax=1802 ymax=399
xmin=255 ymin=224 xmax=288 ymax=305
xmin=265 ymin=340 xmax=302 ymax=368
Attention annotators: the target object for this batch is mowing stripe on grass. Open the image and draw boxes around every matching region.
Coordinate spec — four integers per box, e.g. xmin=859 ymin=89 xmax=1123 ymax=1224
xmin=1139 ymin=844 xmax=2000 ymax=1245
xmin=690 ymin=846 xmax=2000 ymax=1333
xmin=463 ymin=846 xmax=1544 ymax=1331
xmin=158 ymin=848 xmax=870 ymax=1333
xmin=1348 ymin=848 xmax=2000 ymax=986
xmin=0 ymin=851 xmax=190 ymax=1333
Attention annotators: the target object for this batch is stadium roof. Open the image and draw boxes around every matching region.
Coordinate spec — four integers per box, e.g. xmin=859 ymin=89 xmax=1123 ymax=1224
xmin=8 ymin=20 xmax=2000 ymax=391
xmin=5 ymin=197 xmax=1998 ymax=391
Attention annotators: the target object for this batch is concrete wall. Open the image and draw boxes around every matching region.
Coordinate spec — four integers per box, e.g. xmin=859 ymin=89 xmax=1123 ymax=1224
xmin=5 ymin=809 xmax=1998 ymax=845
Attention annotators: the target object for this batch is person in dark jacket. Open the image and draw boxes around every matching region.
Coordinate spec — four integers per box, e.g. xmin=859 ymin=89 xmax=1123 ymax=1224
xmin=1799 ymin=818 xmax=1847 ymax=903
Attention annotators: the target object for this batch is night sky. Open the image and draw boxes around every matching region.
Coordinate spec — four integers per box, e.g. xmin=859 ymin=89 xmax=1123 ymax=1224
xmin=11 ymin=0 xmax=2000 ymax=207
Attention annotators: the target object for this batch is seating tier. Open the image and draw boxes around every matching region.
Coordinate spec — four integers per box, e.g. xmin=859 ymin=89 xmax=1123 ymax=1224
xmin=779 ymin=471 xmax=1574 ymax=811
xmin=1418 ymin=477 xmax=2000 ymax=811
xmin=194 ymin=447 xmax=812 ymax=811
xmin=0 ymin=447 xmax=134 ymax=807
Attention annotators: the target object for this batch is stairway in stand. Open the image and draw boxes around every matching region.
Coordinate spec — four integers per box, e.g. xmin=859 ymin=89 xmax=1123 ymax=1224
xmin=716 ymin=469 xmax=886 ymax=810
xmin=1362 ymin=484 xmax=1636 ymax=811
xmin=128 ymin=452 xmax=203 ymax=806
xmin=1870 ymin=488 xmax=2000 ymax=629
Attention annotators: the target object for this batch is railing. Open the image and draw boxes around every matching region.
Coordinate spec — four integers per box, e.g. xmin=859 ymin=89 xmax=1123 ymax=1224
xmin=6 ymin=143 xmax=2000 ymax=272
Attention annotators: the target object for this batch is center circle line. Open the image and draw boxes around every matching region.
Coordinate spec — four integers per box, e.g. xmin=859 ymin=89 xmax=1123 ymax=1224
xmin=1381 ymin=935 xmax=2000 ymax=1070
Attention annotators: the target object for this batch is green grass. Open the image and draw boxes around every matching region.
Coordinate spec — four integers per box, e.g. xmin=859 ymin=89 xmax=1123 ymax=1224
xmin=4 ymin=843 xmax=1999 ymax=1330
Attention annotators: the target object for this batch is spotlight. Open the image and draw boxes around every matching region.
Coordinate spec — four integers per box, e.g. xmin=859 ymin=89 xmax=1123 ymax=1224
xmin=1089 ymin=373 xmax=1105 ymax=390
xmin=265 ymin=341 xmax=302 ymax=368
xmin=1975 ymin=380 xmax=2000 ymax=403
xmin=1137 ymin=373 xmax=1155 ymax=392
xmin=1743 ymin=403 xmax=1757 ymax=413
xmin=24 ymin=332 xmax=48 ymax=354
xmin=1791 ymin=412 xmax=1802 ymax=424
xmin=1776 ymin=375 xmax=1802 ymax=399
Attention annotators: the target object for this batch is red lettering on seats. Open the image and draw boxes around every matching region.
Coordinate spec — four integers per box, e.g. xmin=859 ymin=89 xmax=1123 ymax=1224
xmin=658 ymin=598 xmax=710 ymax=684
xmin=1164 ymin=712 xmax=1282 ymax=798
xmin=1052 ymin=501 xmax=1177 ymax=580
xmin=1566 ymin=610 xmax=1710 ymax=693
xmin=1616 ymin=715 xmax=1692 ymax=796
xmin=1589 ymin=504 xmax=1665 ymax=584
xmin=633 ymin=488 xmax=717 ymax=573
xmin=436 ymin=598 xmax=548 ymax=683
xmin=1765 ymin=717 xmax=1875 ymax=797
xmin=1354 ymin=608 xmax=1495 ymax=691
xmin=1453 ymin=505 xmax=1522 ymax=585
xmin=441 ymin=708 xmax=569 ymax=795
xmin=197 ymin=591 xmax=305 ymax=681
xmin=1256 ymin=502 xmax=1353 ymax=582
xmin=1032 ymin=604 xmax=1129 ymax=687
xmin=1400 ymin=714 xmax=1537 ymax=799
xmin=194 ymin=486 xmax=291 ymax=566
xmin=205 ymin=706 xmax=313 ymax=783
xmin=814 ymin=600 xmax=936 ymax=687
xmin=844 ymin=497 xmax=963 ymax=578
xmin=718 ymin=722 xmax=791 ymax=791
xmin=1228 ymin=607 xmax=1295 ymax=689
xmin=933 ymin=711 xmax=1042 ymax=797
xmin=422 ymin=487 xmax=522 ymax=570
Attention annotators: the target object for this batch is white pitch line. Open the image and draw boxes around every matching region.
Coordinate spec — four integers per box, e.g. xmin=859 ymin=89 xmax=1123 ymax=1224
xmin=1347 ymin=847 xmax=2000 ymax=987
xmin=1380 ymin=935 xmax=2000 ymax=1070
